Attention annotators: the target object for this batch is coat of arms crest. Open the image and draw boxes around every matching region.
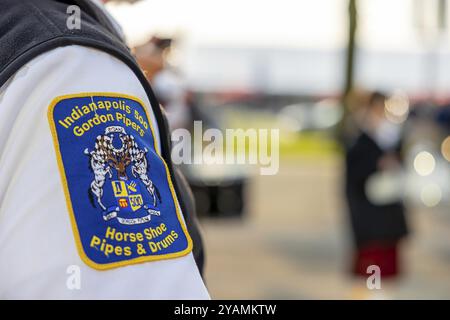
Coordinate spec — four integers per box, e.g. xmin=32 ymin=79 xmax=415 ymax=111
xmin=84 ymin=126 xmax=161 ymax=225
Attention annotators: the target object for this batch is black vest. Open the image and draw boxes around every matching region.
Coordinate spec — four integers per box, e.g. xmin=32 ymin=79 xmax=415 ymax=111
xmin=0 ymin=0 xmax=204 ymax=273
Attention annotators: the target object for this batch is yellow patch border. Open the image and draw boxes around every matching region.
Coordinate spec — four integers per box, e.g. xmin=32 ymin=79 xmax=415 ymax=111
xmin=47 ymin=92 xmax=193 ymax=270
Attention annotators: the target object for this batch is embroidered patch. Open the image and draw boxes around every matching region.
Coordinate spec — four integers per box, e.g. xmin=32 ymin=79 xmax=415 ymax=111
xmin=48 ymin=93 xmax=192 ymax=270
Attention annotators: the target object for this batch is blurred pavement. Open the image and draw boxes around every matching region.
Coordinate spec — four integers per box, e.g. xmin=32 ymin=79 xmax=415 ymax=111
xmin=201 ymin=156 xmax=450 ymax=299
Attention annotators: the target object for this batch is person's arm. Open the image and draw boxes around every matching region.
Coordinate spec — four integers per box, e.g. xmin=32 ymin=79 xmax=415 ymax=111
xmin=0 ymin=45 xmax=209 ymax=299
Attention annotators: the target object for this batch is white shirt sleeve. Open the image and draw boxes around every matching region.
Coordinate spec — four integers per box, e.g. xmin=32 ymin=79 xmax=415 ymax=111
xmin=0 ymin=45 xmax=209 ymax=299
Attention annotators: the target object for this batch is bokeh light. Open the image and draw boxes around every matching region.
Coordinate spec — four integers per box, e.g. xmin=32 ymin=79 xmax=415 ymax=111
xmin=441 ymin=136 xmax=450 ymax=162
xmin=413 ymin=151 xmax=435 ymax=176
xmin=384 ymin=91 xmax=410 ymax=124
xmin=420 ymin=183 xmax=442 ymax=207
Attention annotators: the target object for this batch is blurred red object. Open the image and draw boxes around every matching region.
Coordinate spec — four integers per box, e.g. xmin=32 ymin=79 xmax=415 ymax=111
xmin=353 ymin=243 xmax=400 ymax=278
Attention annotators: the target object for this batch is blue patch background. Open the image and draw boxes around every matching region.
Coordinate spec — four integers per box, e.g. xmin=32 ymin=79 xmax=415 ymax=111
xmin=51 ymin=95 xmax=189 ymax=266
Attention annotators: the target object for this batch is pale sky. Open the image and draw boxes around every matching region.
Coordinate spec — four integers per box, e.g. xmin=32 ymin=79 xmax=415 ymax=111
xmin=106 ymin=0 xmax=450 ymax=94
xmin=107 ymin=0 xmax=450 ymax=50
xmin=107 ymin=0 xmax=347 ymax=48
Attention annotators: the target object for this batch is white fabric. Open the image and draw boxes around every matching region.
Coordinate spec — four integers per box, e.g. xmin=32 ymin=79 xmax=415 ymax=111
xmin=0 ymin=45 xmax=209 ymax=299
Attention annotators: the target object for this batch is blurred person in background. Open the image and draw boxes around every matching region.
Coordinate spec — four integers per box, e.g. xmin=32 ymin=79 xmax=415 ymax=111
xmin=135 ymin=36 xmax=191 ymax=131
xmin=345 ymin=91 xmax=409 ymax=295
xmin=134 ymin=36 xmax=166 ymax=83
xmin=134 ymin=35 xmax=208 ymax=272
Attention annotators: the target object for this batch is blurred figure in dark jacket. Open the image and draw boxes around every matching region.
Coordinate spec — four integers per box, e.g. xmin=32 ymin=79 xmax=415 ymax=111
xmin=345 ymin=91 xmax=409 ymax=280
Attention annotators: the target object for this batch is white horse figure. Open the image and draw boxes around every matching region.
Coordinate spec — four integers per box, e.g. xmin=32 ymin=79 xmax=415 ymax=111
xmin=84 ymin=144 xmax=112 ymax=211
xmin=131 ymin=148 xmax=159 ymax=207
